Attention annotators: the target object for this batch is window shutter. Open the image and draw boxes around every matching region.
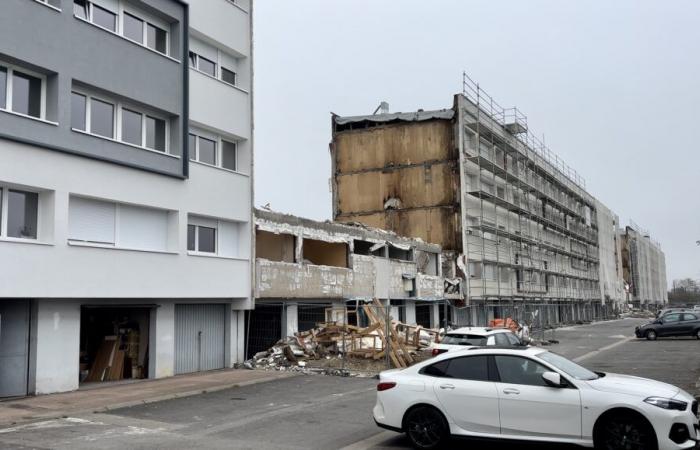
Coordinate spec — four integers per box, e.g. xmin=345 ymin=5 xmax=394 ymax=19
xmin=118 ymin=204 xmax=168 ymax=251
xmin=69 ymin=197 xmax=116 ymax=244
xmin=218 ymin=220 xmax=239 ymax=257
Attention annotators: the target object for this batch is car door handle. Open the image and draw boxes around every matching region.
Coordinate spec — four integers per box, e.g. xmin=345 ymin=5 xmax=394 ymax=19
xmin=439 ymin=384 xmax=455 ymax=390
xmin=503 ymin=388 xmax=520 ymax=395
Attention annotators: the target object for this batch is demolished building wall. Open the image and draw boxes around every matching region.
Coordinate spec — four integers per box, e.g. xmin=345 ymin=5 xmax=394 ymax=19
xmin=250 ymin=208 xmax=452 ymax=358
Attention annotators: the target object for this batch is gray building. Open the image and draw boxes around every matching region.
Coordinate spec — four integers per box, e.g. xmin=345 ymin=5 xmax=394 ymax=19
xmin=0 ymin=0 xmax=253 ymax=397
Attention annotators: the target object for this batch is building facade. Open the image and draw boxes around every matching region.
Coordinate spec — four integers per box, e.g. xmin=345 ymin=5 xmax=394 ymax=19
xmin=250 ymin=208 xmax=455 ymax=358
xmin=621 ymin=223 xmax=668 ymax=307
xmin=595 ymin=200 xmax=626 ymax=310
xmin=0 ymin=0 xmax=253 ymax=397
xmin=331 ymin=78 xmax=634 ymax=327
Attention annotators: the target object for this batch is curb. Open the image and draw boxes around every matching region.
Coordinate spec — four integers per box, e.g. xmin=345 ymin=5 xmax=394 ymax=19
xmin=0 ymin=373 xmax=297 ymax=428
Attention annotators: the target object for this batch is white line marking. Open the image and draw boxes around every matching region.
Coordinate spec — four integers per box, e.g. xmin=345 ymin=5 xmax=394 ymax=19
xmin=573 ymin=336 xmax=636 ymax=363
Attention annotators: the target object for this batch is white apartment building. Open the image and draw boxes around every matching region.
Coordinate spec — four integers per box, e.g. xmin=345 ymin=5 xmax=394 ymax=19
xmin=0 ymin=0 xmax=253 ymax=397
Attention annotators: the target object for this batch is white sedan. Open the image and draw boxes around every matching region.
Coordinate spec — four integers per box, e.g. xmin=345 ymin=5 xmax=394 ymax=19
xmin=428 ymin=327 xmax=523 ymax=357
xmin=373 ymin=347 xmax=699 ymax=450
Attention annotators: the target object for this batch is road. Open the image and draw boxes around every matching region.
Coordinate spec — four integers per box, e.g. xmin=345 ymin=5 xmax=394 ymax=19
xmin=1 ymin=317 xmax=699 ymax=450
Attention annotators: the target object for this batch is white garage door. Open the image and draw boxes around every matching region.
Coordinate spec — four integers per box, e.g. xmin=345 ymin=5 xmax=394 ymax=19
xmin=174 ymin=304 xmax=226 ymax=374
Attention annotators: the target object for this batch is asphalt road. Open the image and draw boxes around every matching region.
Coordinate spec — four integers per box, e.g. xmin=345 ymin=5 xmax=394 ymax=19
xmin=1 ymin=317 xmax=698 ymax=450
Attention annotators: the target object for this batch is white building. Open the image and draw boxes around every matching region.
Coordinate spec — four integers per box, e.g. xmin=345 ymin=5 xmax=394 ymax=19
xmin=0 ymin=0 xmax=253 ymax=397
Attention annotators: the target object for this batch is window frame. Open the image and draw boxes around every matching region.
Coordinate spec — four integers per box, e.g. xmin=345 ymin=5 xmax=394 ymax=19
xmin=189 ymin=51 xmax=217 ymax=78
xmin=221 ymin=67 xmax=237 ymax=87
xmin=0 ymin=186 xmax=40 ymax=241
xmin=72 ymin=88 xmax=172 ymax=156
xmin=189 ymin=129 xmax=240 ymax=173
xmin=0 ymin=61 xmax=47 ymax=121
xmin=187 ymin=216 xmax=219 ymax=255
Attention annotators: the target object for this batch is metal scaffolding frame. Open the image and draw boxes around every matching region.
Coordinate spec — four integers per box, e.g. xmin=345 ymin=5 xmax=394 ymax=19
xmin=460 ymin=72 xmax=601 ymax=316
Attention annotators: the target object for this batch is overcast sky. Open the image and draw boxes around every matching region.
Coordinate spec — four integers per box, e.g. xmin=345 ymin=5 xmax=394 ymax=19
xmin=253 ymin=0 xmax=700 ymax=286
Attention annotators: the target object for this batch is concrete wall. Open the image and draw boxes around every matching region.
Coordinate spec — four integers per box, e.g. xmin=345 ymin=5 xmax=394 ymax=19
xmin=33 ymin=300 xmax=81 ymax=394
xmin=0 ymin=140 xmax=251 ymax=301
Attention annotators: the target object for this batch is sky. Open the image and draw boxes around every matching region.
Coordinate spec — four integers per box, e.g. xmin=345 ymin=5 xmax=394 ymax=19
xmin=253 ymin=0 xmax=700 ymax=286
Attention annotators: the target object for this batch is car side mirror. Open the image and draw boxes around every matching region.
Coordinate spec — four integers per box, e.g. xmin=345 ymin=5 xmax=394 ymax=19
xmin=542 ymin=371 xmax=564 ymax=388
xmin=654 ymin=320 xmax=662 ymax=325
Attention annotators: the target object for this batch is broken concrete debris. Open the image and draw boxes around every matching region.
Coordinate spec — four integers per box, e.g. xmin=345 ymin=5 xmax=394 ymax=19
xmin=242 ymin=300 xmax=439 ymax=376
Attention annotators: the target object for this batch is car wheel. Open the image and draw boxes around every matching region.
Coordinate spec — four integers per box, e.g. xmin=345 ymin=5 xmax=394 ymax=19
xmin=696 ymin=329 xmax=700 ymax=340
xmin=404 ymin=406 xmax=449 ymax=450
xmin=645 ymin=330 xmax=657 ymax=341
xmin=595 ymin=412 xmax=657 ymax=450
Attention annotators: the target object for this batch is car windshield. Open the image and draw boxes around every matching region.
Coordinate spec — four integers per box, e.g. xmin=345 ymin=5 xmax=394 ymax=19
xmin=441 ymin=334 xmax=487 ymax=346
xmin=537 ymin=352 xmax=599 ymax=381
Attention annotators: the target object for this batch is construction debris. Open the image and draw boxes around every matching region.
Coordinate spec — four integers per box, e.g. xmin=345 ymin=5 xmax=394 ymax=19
xmin=243 ymin=299 xmax=440 ymax=375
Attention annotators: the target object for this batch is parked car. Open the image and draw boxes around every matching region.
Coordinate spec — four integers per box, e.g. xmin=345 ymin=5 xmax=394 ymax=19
xmin=373 ymin=347 xmax=699 ymax=450
xmin=657 ymin=308 xmax=688 ymax=318
xmin=636 ymin=312 xmax=700 ymax=340
xmin=427 ymin=327 xmax=523 ymax=357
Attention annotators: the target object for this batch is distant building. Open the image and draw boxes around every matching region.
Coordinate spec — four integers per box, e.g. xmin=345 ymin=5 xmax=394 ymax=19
xmin=620 ymin=223 xmax=668 ymax=307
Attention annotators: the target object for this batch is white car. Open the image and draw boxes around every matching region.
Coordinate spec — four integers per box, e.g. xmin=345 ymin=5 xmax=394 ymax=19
xmin=374 ymin=347 xmax=699 ymax=450
xmin=428 ymin=327 xmax=523 ymax=357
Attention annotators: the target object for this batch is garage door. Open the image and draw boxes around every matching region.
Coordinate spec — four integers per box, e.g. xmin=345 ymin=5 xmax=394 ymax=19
xmin=0 ymin=300 xmax=30 ymax=398
xmin=174 ymin=304 xmax=226 ymax=375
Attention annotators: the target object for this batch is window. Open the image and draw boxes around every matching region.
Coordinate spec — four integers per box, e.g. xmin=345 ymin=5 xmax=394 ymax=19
xmin=443 ymin=356 xmax=490 ymax=381
xmin=187 ymin=224 xmax=215 ymax=253
xmin=1 ymin=189 xmax=39 ymax=240
xmin=123 ymin=13 xmax=144 ymax=43
xmin=90 ymin=98 xmax=114 ymax=138
xmin=73 ymin=0 xmax=88 ymax=19
xmin=494 ymin=333 xmax=511 ymax=346
xmin=68 ymin=196 xmax=169 ymax=251
xmin=0 ymin=67 xmax=6 ymax=109
xmin=0 ymin=63 xmax=45 ymax=120
xmin=506 ymin=333 xmax=522 ymax=346
xmin=682 ymin=314 xmax=698 ymax=321
xmin=221 ymin=67 xmax=236 ymax=86
xmin=441 ymin=334 xmax=487 ymax=346
xmin=121 ymin=108 xmax=142 ymax=145
xmin=222 ymin=140 xmax=237 ymax=171
xmin=145 ymin=116 xmax=166 ymax=151
xmin=189 ymin=52 xmax=216 ymax=77
xmin=147 ymin=24 xmax=167 ymax=54
xmin=189 ymin=131 xmax=240 ymax=172
xmin=71 ymin=92 xmax=86 ymax=130
xmin=494 ymin=356 xmax=549 ymax=387
xmin=92 ymin=4 xmax=117 ymax=31
xmin=421 ymin=360 xmax=450 ymax=377
xmin=187 ymin=216 xmax=241 ymax=257
xmin=72 ymin=90 xmax=171 ymax=154
xmin=663 ymin=313 xmax=681 ymax=323
xmin=12 ymin=70 xmax=42 ymax=118
xmin=198 ymin=137 xmax=216 ymax=165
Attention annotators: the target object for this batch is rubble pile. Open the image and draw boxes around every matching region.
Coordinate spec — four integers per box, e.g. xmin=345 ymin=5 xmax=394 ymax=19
xmin=243 ymin=299 xmax=440 ymax=375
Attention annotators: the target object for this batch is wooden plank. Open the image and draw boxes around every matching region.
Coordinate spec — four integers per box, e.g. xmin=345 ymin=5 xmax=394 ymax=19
xmin=86 ymin=337 xmax=117 ymax=382
xmin=106 ymin=350 xmax=125 ymax=381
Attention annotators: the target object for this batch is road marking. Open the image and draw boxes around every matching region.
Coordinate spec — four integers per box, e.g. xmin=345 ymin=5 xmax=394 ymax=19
xmin=573 ymin=336 xmax=636 ymax=363
xmin=338 ymin=430 xmax=397 ymax=450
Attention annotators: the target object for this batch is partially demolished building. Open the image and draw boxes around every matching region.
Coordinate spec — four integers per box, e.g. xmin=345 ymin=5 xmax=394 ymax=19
xmin=330 ymin=74 xmax=661 ymax=325
xmin=249 ymin=208 xmax=459 ymax=358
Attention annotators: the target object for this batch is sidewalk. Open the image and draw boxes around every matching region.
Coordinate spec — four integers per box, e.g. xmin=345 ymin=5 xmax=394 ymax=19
xmin=0 ymin=369 xmax=295 ymax=427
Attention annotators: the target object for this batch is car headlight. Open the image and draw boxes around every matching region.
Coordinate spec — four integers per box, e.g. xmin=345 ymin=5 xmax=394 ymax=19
xmin=644 ymin=397 xmax=688 ymax=411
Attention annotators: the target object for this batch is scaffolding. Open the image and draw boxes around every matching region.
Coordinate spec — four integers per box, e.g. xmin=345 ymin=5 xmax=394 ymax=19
xmin=460 ymin=72 xmax=601 ymax=320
